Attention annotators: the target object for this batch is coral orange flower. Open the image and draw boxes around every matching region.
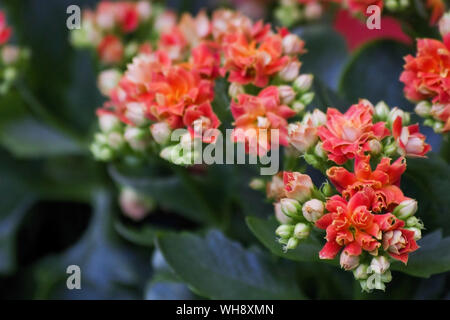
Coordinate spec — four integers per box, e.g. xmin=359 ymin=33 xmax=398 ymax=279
xmin=327 ymin=154 xmax=408 ymax=212
xmin=317 ymin=101 xmax=390 ymax=164
xmin=430 ymin=103 xmax=450 ymax=132
xmin=0 ymin=11 xmax=11 ymax=45
xmin=147 ymin=66 xmax=215 ymax=128
xmin=231 ymin=86 xmax=296 ymax=155
xmin=97 ymin=35 xmax=124 ymax=65
xmin=400 ymin=35 xmax=450 ymax=105
xmin=183 ymin=102 xmax=221 ymax=143
xmin=316 ymin=188 xmax=405 ymax=260
xmin=188 ymin=43 xmax=221 ymax=79
xmin=158 ymin=26 xmax=188 ymax=61
xmin=222 ymin=32 xmax=290 ymax=87
xmin=382 ymin=228 xmax=419 ymax=263
xmin=392 ymin=117 xmax=431 ymax=157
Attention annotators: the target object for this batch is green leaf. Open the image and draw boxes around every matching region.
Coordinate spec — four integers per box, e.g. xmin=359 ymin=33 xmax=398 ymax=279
xmin=339 ymin=40 xmax=413 ymax=108
xmin=392 ymin=230 xmax=450 ymax=278
xmin=31 ymin=191 xmax=150 ymax=299
xmin=246 ymin=216 xmax=326 ymax=263
xmin=0 ymin=116 xmax=84 ymax=158
xmin=114 ymin=220 xmax=164 ymax=247
xmin=295 ymin=24 xmax=349 ymax=90
xmin=402 ymin=154 xmax=450 ymax=235
xmin=109 ymin=162 xmax=225 ymax=226
xmin=156 ymin=230 xmax=305 ymax=299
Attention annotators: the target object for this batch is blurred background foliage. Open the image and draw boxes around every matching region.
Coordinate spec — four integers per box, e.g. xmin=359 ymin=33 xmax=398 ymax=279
xmin=0 ymin=0 xmax=449 ymax=299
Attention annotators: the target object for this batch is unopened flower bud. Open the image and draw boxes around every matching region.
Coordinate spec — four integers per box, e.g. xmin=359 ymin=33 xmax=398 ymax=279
xmin=313 ymin=142 xmax=325 ymax=159
xmin=293 ymin=74 xmax=313 ymax=93
xmin=415 ymin=101 xmax=431 ymax=117
xmin=150 ymin=122 xmax=171 ymax=145
xmin=137 ymin=1 xmax=152 ymax=20
xmin=160 ymin=145 xmax=177 ymax=162
xmin=228 ymin=82 xmax=245 ymax=99
xmin=276 ymin=224 xmax=295 ymax=239
xmin=384 ymin=142 xmax=398 ymax=156
xmin=321 ymin=182 xmax=334 ymax=197
xmin=249 ymin=178 xmax=265 ymax=191
xmin=278 ymin=60 xmax=301 ymax=82
xmin=369 ymin=256 xmax=390 ymax=274
xmin=97 ymin=69 xmax=121 ymax=96
xmin=368 ymin=139 xmax=382 ymax=155
xmin=294 ymin=222 xmax=310 ymax=239
xmin=304 ymin=109 xmax=326 ymax=127
xmin=406 ymin=216 xmax=424 ymax=228
xmin=275 ymin=5 xmax=302 ymax=28
xmin=282 ymin=34 xmax=304 ymax=55
xmin=285 ymin=236 xmax=300 ymax=250
xmin=91 ymin=143 xmax=114 ymax=161
xmin=124 ymin=126 xmax=150 ymax=151
xmin=375 ymin=101 xmax=389 ymax=121
xmin=340 ymin=251 xmax=360 ymax=270
xmin=300 ymin=92 xmax=315 ymax=105
xmin=99 ymin=113 xmax=121 ymax=133
xmin=1 ymin=45 xmax=20 ymax=65
xmin=119 ymin=187 xmax=155 ymax=221
xmin=280 ymin=198 xmax=302 ymax=219
xmin=433 ymin=121 xmax=444 ymax=133
xmin=393 ymin=199 xmax=418 ymax=220
xmin=278 ymin=85 xmax=296 ymax=105
xmin=385 ymin=0 xmax=399 ymax=11
xmin=439 ymin=12 xmax=450 ymax=37
xmin=302 ymin=199 xmax=324 ymax=222
xmin=274 ymin=202 xmax=293 ymax=224
xmin=353 ymin=264 xmax=369 ymax=280
xmin=304 ymin=2 xmax=323 ymax=20
xmin=107 ymin=131 xmax=125 ymax=150
xmin=405 ymin=227 xmax=422 ymax=240
xmin=388 ymin=107 xmax=410 ymax=126
xmin=292 ymin=101 xmax=305 ymax=113
xmin=366 ymin=271 xmax=392 ymax=292
xmin=303 ymin=153 xmax=320 ymax=168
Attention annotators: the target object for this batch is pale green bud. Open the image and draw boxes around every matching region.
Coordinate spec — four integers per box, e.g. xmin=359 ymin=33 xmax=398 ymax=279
xmin=393 ymin=199 xmax=418 ymax=220
xmin=405 ymin=227 xmax=422 ymax=240
xmin=415 ymin=101 xmax=432 ymax=117
xmin=353 ymin=264 xmax=369 ymax=280
xmin=293 ymin=74 xmax=314 ymax=93
xmin=280 ymin=198 xmax=302 ymax=219
xmin=276 ymin=224 xmax=295 ymax=239
xmin=375 ymin=101 xmax=389 ymax=121
xmin=293 ymin=222 xmax=310 ymax=239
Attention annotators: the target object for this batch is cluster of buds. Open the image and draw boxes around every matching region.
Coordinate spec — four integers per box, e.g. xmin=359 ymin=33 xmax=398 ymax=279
xmin=0 ymin=11 xmax=29 ymax=95
xmin=275 ymin=0 xmax=328 ymax=27
xmin=91 ymin=110 xmax=154 ymax=161
xmin=272 ymin=171 xmax=328 ymax=251
xmin=71 ymin=1 xmax=159 ymax=67
xmin=400 ymin=22 xmax=450 ymax=134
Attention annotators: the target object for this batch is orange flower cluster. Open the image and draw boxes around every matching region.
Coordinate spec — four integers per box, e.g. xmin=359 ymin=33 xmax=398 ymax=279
xmin=401 ymin=35 xmax=450 ymax=133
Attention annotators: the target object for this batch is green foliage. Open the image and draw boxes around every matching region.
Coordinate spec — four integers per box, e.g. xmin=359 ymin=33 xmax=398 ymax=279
xmin=157 ymin=230 xmax=305 ymax=299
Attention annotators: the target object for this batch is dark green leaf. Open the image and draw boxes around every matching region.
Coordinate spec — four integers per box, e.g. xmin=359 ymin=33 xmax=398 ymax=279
xmin=157 ymin=230 xmax=305 ymax=299
xmin=295 ymin=25 xmax=349 ymax=90
xmin=392 ymin=230 xmax=450 ymax=278
xmin=339 ymin=40 xmax=413 ymax=109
